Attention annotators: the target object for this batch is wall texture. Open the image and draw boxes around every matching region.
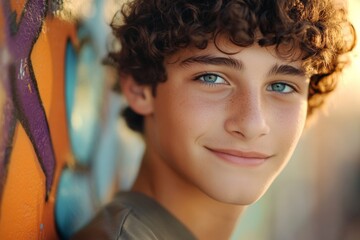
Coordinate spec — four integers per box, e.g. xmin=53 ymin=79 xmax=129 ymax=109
xmin=0 ymin=0 xmax=143 ymax=239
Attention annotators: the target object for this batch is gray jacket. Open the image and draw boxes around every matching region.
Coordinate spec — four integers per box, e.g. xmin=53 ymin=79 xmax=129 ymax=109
xmin=71 ymin=192 xmax=196 ymax=240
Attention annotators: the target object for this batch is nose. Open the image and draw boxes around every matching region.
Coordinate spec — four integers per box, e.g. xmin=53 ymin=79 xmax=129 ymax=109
xmin=225 ymin=89 xmax=270 ymax=141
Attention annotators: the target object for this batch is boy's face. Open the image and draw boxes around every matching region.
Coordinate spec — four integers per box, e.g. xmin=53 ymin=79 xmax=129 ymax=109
xmin=144 ymin=39 xmax=309 ymax=205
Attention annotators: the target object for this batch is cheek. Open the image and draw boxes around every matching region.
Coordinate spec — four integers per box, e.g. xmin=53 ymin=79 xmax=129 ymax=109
xmin=273 ymin=102 xmax=307 ymax=150
xmin=152 ymin=87 xmax=225 ymax=158
xmin=167 ymin=91 xmax=224 ymax=133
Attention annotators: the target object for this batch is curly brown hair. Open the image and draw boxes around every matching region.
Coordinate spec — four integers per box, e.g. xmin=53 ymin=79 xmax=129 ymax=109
xmin=108 ymin=0 xmax=356 ymax=133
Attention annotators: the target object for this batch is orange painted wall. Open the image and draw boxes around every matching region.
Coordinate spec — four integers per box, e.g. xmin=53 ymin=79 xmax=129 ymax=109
xmin=0 ymin=1 xmax=77 ymax=239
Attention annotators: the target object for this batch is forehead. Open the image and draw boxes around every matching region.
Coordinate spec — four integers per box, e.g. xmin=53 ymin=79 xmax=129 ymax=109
xmin=166 ymin=39 xmax=305 ymax=72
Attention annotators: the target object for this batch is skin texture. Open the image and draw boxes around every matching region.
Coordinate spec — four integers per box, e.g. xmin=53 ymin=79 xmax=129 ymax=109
xmin=123 ymin=39 xmax=309 ymax=240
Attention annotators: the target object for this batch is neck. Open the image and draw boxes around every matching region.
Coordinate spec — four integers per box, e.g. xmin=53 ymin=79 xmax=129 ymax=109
xmin=132 ymin=148 xmax=246 ymax=240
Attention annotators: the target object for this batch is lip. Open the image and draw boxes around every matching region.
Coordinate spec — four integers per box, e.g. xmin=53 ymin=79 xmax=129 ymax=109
xmin=206 ymin=147 xmax=272 ymax=166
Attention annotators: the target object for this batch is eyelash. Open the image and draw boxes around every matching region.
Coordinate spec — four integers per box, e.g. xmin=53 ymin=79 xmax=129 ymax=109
xmin=266 ymin=82 xmax=298 ymax=94
xmin=194 ymin=73 xmax=228 ymax=86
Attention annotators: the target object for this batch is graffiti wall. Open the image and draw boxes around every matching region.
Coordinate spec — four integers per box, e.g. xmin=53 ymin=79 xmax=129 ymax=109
xmin=0 ymin=0 xmax=143 ymax=239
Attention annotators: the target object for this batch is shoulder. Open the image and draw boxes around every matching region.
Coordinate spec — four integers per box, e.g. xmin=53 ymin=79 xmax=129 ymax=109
xmin=70 ymin=192 xmax=159 ymax=240
xmin=70 ymin=192 xmax=196 ymax=240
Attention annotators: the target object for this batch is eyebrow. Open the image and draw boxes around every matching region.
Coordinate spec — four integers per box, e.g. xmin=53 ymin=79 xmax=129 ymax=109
xmin=267 ymin=64 xmax=305 ymax=77
xmin=180 ymin=55 xmax=243 ymax=70
xmin=180 ymin=55 xmax=305 ymax=77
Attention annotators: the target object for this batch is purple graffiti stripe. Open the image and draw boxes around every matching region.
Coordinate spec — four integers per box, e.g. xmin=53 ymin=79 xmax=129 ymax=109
xmin=1 ymin=0 xmax=56 ymax=199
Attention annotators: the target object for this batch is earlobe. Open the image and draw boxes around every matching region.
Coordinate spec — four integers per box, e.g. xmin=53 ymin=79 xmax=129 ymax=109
xmin=120 ymin=74 xmax=154 ymax=115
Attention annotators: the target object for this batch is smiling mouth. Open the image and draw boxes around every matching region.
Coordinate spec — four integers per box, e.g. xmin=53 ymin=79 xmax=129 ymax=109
xmin=205 ymin=147 xmax=272 ymax=166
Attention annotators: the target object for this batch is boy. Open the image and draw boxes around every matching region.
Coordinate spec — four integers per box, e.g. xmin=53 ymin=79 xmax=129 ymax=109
xmin=72 ymin=0 xmax=355 ymax=239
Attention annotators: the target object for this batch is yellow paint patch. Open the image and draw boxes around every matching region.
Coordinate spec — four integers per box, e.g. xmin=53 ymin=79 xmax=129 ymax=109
xmin=28 ymin=83 xmax=32 ymax=93
xmin=31 ymin=22 xmax=53 ymax=115
xmin=56 ymin=0 xmax=93 ymax=22
xmin=0 ymin=124 xmax=46 ymax=240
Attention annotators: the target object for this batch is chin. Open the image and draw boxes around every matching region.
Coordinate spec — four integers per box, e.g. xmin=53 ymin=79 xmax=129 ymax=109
xmin=221 ymin=191 xmax=266 ymax=206
xmin=201 ymin=181 xmax=272 ymax=206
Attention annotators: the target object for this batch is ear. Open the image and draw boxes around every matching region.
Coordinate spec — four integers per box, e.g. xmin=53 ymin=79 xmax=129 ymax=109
xmin=120 ymin=74 xmax=154 ymax=115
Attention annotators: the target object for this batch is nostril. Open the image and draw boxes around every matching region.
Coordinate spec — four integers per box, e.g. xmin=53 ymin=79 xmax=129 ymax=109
xmin=232 ymin=129 xmax=246 ymax=138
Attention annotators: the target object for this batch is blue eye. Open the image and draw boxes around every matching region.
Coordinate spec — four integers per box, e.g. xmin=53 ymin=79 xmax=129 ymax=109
xmin=196 ymin=73 xmax=227 ymax=85
xmin=267 ymin=83 xmax=295 ymax=93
